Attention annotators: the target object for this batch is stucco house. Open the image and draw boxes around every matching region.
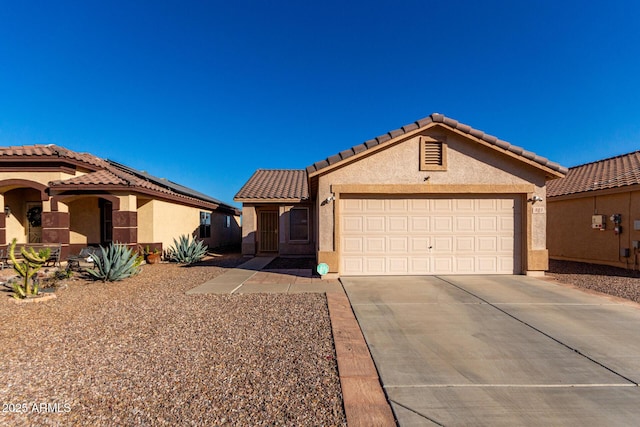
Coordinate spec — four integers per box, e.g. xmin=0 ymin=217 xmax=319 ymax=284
xmin=0 ymin=144 xmax=241 ymax=258
xmin=235 ymin=113 xmax=567 ymax=277
xmin=547 ymin=150 xmax=640 ymax=269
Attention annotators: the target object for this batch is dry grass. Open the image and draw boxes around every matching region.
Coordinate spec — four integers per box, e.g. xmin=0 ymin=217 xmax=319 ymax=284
xmin=0 ymin=255 xmax=346 ymax=426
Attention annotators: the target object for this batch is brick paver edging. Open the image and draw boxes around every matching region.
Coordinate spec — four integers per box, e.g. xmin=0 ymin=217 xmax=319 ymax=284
xmin=326 ymin=291 xmax=396 ymax=426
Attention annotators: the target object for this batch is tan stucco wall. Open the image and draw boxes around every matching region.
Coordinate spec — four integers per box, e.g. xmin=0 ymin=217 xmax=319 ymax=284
xmin=140 ymin=199 xmax=201 ymax=248
xmin=137 ymin=199 xmax=240 ymax=250
xmin=548 ymin=188 xmax=640 ymax=269
xmin=316 ymin=129 xmax=550 ymax=274
xmin=241 ymin=204 xmax=257 ymax=255
xmin=0 ymin=170 xmax=79 ymax=186
xmin=68 ymin=198 xmax=100 ymax=244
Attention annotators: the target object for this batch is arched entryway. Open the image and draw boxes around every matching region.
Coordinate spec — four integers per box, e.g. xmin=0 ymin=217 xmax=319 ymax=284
xmin=0 ymin=179 xmax=49 ymax=244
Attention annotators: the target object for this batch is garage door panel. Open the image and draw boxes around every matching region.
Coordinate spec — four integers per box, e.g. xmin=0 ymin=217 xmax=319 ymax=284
xmin=433 ymin=217 xmax=453 ymax=232
xmin=340 ymin=196 xmax=520 ymax=275
xmin=343 ymin=217 xmax=363 ymax=232
xmin=366 ymin=257 xmax=386 ymax=274
xmin=364 ymin=237 xmax=385 ymax=252
xmin=455 ymin=199 xmax=475 ymax=211
xmin=433 ymin=257 xmax=454 ymax=274
xmin=388 ymin=216 xmax=408 ymax=232
xmin=388 ymin=237 xmax=408 ymax=252
xmin=477 ymin=257 xmax=498 ymax=272
xmin=366 ymin=199 xmax=385 ymax=211
xmin=433 ymin=236 xmax=453 ymax=251
xmin=343 ymin=257 xmax=364 ymax=274
xmin=342 ymin=199 xmax=363 ymax=212
xmin=477 ymin=236 xmax=497 ymax=252
xmin=411 ymin=237 xmax=431 ymax=251
xmin=365 ymin=217 xmax=385 ymax=232
xmin=433 ymin=199 xmax=453 ymax=211
xmin=410 ymin=217 xmax=430 ymax=232
xmin=388 ymin=258 xmax=408 ymax=273
xmin=477 ymin=216 xmax=498 ymax=232
xmin=411 ymin=258 xmax=431 ymax=273
xmin=456 ymin=257 xmax=475 ymax=273
xmin=455 ymin=216 xmax=475 ymax=232
xmin=410 ymin=199 xmax=430 ymax=211
xmin=343 ymin=237 xmax=363 ymax=253
xmin=455 ymin=236 xmax=475 ymax=251
xmin=388 ymin=199 xmax=408 ymax=211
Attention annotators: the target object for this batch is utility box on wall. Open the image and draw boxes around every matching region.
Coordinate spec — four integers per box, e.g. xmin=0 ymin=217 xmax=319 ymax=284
xmin=592 ymin=215 xmax=606 ymax=230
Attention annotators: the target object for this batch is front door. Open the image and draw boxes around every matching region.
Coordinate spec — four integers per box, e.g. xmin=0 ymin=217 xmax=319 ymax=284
xmin=259 ymin=210 xmax=278 ymax=253
xmin=26 ymin=202 xmax=42 ymax=243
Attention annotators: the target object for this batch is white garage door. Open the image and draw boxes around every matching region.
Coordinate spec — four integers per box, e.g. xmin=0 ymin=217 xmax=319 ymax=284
xmin=340 ymin=195 xmax=520 ymax=275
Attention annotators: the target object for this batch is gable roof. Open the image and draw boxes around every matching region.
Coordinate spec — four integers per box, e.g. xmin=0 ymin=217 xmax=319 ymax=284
xmin=234 ymin=169 xmax=309 ymax=202
xmin=306 ymin=113 xmax=568 ymax=177
xmin=0 ymin=144 xmax=240 ymax=214
xmin=547 ymin=151 xmax=640 ymax=198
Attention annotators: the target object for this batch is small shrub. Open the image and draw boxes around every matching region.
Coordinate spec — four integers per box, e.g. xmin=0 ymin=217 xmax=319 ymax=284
xmin=86 ymin=243 xmax=142 ymax=282
xmin=167 ymin=235 xmax=208 ymax=264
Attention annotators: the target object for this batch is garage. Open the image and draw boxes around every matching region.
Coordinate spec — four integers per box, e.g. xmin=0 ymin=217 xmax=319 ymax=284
xmin=340 ymin=195 xmax=521 ymax=275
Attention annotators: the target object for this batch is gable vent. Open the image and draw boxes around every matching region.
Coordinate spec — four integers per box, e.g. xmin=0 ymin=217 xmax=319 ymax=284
xmin=420 ymin=136 xmax=447 ymax=171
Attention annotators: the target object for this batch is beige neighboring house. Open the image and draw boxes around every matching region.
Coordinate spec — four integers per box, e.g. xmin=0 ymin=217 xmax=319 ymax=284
xmin=547 ymin=150 xmax=640 ymax=269
xmin=235 ymin=113 xmax=567 ymax=277
xmin=0 ymin=144 xmax=241 ymax=258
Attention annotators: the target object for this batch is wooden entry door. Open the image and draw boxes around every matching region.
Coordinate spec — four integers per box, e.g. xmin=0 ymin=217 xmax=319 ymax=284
xmin=259 ymin=210 xmax=278 ymax=253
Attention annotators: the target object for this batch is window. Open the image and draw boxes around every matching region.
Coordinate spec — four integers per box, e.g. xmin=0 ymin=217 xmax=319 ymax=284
xmin=289 ymin=208 xmax=309 ymax=241
xmin=199 ymin=212 xmax=211 ymax=238
xmin=224 ymin=215 xmax=231 ymax=228
xmin=419 ymin=136 xmax=447 ymax=171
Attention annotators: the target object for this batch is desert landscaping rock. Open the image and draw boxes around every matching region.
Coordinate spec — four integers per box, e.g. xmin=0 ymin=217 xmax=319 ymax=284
xmin=547 ymin=259 xmax=640 ymax=304
xmin=0 ymin=258 xmax=346 ymax=426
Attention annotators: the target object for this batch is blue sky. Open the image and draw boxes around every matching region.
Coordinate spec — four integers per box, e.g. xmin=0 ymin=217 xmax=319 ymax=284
xmin=1 ymin=1 xmax=639 ymax=207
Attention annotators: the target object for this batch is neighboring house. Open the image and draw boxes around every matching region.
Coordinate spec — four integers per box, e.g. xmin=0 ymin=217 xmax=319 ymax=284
xmin=235 ymin=113 xmax=566 ymax=277
xmin=0 ymin=144 xmax=241 ymax=258
xmin=547 ymin=150 xmax=640 ymax=269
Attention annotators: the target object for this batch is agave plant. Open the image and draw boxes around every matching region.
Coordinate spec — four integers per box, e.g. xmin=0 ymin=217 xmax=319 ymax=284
xmin=86 ymin=243 xmax=142 ymax=282
xmin=167 ymin=234 xmax=208 ymax=264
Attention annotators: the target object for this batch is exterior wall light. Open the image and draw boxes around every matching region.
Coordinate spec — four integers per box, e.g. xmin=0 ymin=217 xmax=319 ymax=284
xmin=528 ymin=195 xmax=543 ymax=203
xmin=321 ymin=194 xmax=335 ymax=206
xmin=4 ymin=206 xmax=10 ymax=217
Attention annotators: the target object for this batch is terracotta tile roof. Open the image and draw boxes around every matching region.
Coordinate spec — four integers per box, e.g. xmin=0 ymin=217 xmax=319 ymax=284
xmin=0 ymin=144 xmax=240 ymax=214
xmin=234 ymin=169 xmax=309 ymax=201
xmin=0 ymin=144 xmax=107 ymax=168
xmin=547 ymin=151 xmax=640 ymax=197
xmin=306 ymin=113 xmax=568 ymax=176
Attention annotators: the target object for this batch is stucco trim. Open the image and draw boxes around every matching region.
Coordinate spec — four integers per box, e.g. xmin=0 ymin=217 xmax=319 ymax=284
xmin=234 ymin=198 xmax=305 ymax=204
xmin=0 ymin=179 xmax=49 ymax=201
xmin=308 ymin=121 xmax=566 ymax=180
xmin=331 ymin=183 xmax=535 ymax=195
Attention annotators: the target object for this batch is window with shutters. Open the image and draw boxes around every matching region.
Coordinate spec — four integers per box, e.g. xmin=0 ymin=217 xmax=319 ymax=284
xmin=419 ymin=136 xmax=447 ymax=171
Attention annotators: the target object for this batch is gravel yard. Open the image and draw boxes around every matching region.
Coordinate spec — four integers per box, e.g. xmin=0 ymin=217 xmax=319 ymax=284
xmin=547 ymin=259 xmax=640 ymax=304
xmin=0 ymin=255 xmax=346 ymax=426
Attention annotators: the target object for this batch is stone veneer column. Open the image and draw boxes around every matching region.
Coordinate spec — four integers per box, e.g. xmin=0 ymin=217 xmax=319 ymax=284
xmin=42 ymin=211 xmax=70 ymax=257
xmin=113 ymin=210 xmax=138 ymax=244
xmin=0 ymin=194 xmax=5 ymax=245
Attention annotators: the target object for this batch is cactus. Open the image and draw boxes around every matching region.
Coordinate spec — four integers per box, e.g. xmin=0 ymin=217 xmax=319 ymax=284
xmin=167 ymin=234 xmax=208 ymax=264
xmin=9 ymin=238 xmax=50 ymax=299
xmin=86 ymin=243 xmax=142 ymax=282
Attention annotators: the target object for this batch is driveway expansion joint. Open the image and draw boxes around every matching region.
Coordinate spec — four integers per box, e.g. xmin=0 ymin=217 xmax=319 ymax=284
xmin=435 ymin=276 xmax=640 ymax=387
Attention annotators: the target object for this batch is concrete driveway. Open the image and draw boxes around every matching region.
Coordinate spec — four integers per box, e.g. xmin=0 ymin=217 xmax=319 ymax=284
xmin=341 ymin=275 xmax=640 ymax=426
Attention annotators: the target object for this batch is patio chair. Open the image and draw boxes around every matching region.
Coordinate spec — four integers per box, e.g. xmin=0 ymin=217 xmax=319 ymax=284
xmin=66 ymin=247 xmax=100 ymax=271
